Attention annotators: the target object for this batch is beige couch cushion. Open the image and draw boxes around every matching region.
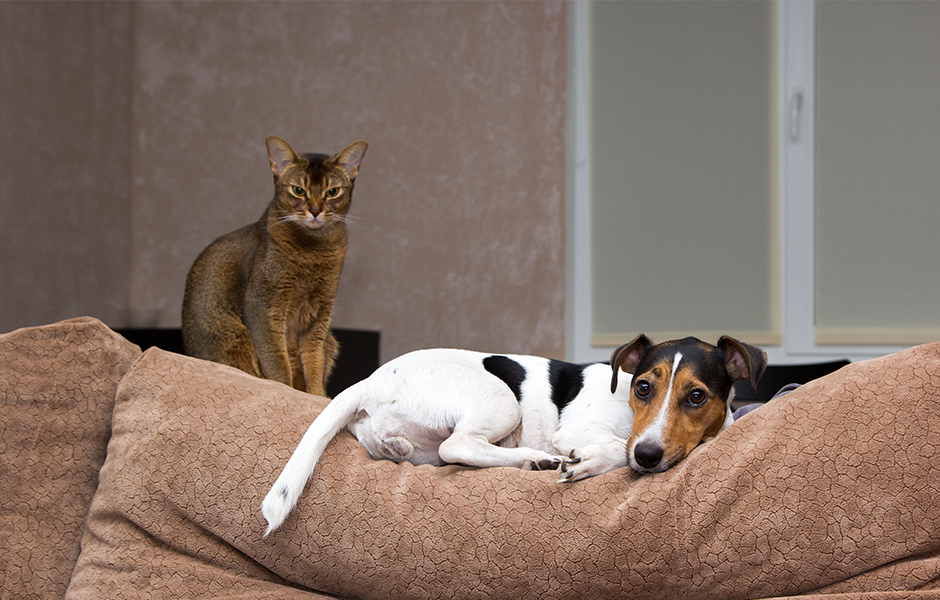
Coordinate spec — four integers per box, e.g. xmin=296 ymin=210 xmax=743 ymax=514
xmin=66 ymin=347 xmax=334 ymax=600
xmin=70 ymin=342 xmax=940 ymax=599
xmin=0 ymin=317 xmax=141 ymax=599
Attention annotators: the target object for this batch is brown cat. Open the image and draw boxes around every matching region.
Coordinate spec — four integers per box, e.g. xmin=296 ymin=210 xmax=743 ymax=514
xmin=182 ymin=136 xmax=367 ymax=396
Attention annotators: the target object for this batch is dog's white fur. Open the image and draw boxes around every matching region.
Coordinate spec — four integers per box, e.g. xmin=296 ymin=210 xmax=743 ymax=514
xmin=261 ymin=349 xmax=635 ymax=535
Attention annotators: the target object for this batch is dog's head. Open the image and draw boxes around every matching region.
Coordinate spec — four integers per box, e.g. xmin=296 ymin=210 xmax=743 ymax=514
xmin=610 ymin=335 xmax=767 ymax=474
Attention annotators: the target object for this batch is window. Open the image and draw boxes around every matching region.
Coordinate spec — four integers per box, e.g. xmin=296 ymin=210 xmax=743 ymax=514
xmin=567 ymin=0 xmax=940 ymax=363
xmin=814 ymin=0 xmax=940 ymax=346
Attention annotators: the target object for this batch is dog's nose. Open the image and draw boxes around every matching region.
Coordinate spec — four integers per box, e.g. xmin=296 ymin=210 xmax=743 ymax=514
xmin=633 ymin=441 xmax=664 ymax=470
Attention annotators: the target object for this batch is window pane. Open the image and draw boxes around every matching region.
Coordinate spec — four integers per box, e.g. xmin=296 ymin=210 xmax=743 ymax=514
xmin=589 ymin=0 xmax=778 ymax=345
xmin=815 ymin=1 xmax=940 ymax=345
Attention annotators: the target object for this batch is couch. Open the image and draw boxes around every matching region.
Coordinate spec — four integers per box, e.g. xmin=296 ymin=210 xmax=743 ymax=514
xmin=2 ymin=317 xmax=939 ymax=599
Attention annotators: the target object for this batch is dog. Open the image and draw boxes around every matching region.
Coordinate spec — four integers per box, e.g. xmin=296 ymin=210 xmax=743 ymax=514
xmin=261 ymin=334 xmax=766 ymax=535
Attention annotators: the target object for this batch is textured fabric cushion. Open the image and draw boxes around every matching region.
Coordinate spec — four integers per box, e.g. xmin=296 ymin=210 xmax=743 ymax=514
xmin=65 ymin=348 xmax=336 ymax=600
xmin=69 ymin=343 xmax=940 ymax=599
xmin=0 ymin=317 xmax=141 ymax=599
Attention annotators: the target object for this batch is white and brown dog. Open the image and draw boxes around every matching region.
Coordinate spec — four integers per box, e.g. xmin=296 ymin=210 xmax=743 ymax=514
xmin=262 ymin=334 xmax=766 ymax=535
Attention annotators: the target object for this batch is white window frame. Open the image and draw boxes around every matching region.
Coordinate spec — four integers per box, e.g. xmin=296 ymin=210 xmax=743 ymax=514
xmin=565 ymin=0 xmax=910 ymax=364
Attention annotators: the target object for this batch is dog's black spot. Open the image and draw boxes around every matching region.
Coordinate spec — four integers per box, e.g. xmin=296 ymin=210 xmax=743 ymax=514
xmin=279 ymin=486 xmax=289 ymax=500
xmin=548 ymin=359 xmax=585 ymax=410
xmin=483 ymin=355 xmax=526 ymax=402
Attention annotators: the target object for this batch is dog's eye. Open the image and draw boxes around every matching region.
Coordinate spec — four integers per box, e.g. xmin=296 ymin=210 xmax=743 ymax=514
xmin=634 ymin=380 xmax=652 ymax=399
xmin=688 ymin=389 xmax=707 ymax=406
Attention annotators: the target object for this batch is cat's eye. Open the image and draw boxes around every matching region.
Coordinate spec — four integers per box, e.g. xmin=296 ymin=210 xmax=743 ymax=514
xmin=325 ymin=187 xmax=340 ymax=198
xmin=291 ymin=185 xmax=306 ymax=198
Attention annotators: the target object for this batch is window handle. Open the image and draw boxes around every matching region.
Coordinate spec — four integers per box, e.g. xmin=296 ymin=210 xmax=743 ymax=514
xmin=790 ymin=91 xmax=804 ymax=142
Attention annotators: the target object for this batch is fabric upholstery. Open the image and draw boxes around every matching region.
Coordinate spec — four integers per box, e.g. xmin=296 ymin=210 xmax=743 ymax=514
xmin=65 ymin=348 xmax=335 ymax=600
xmin=66 ymin=341 xmax=940 ymax=599
xmin=0 ymin=317 xmax=141 ymax=599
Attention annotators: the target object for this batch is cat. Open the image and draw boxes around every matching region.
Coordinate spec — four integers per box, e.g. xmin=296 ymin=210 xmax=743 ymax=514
xmin=182 ymin=136 xmax=367 ymax=397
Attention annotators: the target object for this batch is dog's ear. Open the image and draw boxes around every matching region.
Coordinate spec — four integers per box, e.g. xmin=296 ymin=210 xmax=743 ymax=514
xmin=610 ymin=334 xmax=652 ymax=393
xmin=718 ymin=336 xmax=768 ymax=392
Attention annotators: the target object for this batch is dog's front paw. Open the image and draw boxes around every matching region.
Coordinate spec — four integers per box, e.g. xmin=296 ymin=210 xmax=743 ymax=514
xmin=528 ymin=453 xmax=573 ymax=471
xmin=529 ymin=457 xmax=560 ymax=471
xmin=557 ymin=450 xmax=584 ymax=482
xmin=557 ymin=448 xmax=630 ymax=483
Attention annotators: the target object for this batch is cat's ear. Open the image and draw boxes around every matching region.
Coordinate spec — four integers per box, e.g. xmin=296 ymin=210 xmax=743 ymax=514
xmin=265 ymin=136 xmax=303 ymax=177
xmin=333 ymin=141 xmax=368 ymax=181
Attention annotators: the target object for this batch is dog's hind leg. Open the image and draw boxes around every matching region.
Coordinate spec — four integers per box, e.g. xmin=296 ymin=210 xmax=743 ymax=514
xmin=261 ymin=385 xmax=363 ymax=536
xmin=439 ymin=431 xmax=567 ymax=470
xmin=437 ymin=390 xmax=568 ymax=470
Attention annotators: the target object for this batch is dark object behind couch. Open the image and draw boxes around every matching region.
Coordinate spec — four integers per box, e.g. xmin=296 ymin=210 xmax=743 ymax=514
xmin=115 ymin=327 xmax=379 ymax=398
xmin=731 ymin=358 xmax=850 ymax=410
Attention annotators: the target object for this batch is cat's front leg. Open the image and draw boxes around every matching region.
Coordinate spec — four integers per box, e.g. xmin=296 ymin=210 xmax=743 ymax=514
xmin=243 ymin=300 xmax=294 ymax=388
xmin=297 ymin=323 xmax=337 ymax=397
xmin=254 ymin=336 xmax=294 ymax=388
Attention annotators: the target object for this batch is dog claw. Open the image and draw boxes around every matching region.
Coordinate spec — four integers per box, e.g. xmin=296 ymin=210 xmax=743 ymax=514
xmin=561 ymin=450 xmax=582 ymax=465
xmin=554 ymin=452 xmax=584 ymax=482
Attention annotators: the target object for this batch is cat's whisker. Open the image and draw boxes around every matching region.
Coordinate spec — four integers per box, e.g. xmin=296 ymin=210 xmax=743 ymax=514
xmin=332 ymin=214 xmax=363 ymax=226
xmin=264 ymin=214 xmax=299 ymax=225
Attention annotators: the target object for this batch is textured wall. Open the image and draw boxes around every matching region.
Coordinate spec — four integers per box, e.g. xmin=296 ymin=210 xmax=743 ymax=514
xmin=0 ymin=1 xmax=567 ymax=361
xmin=0 ymin=2 xmax=133 ymax=331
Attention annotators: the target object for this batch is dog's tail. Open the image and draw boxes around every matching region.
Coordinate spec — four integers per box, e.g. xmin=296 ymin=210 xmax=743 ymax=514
xmin=261 ymin=387 xmax=362 ymax=536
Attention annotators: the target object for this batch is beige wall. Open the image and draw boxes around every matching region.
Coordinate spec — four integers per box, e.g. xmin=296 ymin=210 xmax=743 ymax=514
xmin=0 ymin=1 xmax=567 ymax=361
xmin=0 ymin=2 xmax=133 ymax=330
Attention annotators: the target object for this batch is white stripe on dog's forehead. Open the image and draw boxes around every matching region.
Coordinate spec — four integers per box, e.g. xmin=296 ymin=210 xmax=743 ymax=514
xmin=665 ymin=351 xmax=683 ymax=397
xmin=637 ymin=351 xmax=683 ymax=445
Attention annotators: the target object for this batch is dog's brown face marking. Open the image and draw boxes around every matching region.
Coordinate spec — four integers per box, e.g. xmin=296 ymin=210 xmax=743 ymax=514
xmin=627 ymin=348 xmax=730 ymax=472
xmin=610 ymin=335 xmax=767 ymax=473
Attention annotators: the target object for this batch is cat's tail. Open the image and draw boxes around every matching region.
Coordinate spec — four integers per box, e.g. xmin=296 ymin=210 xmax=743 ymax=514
xmin=261 ymin=387 xmax=363 ymax=536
